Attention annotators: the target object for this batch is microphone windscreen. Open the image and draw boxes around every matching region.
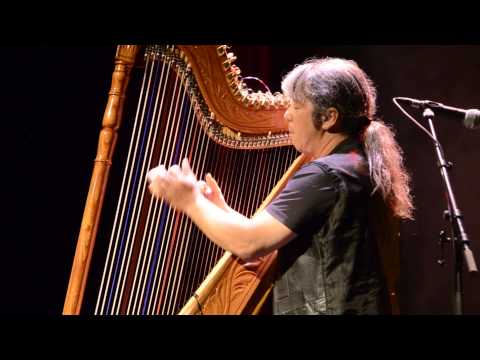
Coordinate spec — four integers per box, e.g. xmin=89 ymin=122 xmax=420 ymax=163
xmin=464 ymin=109 xmax=480 ymax=129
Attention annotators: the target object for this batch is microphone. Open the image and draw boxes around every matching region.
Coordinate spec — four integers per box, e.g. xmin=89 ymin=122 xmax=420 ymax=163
xmin=394 ymin=97 xmax=480 ymax=130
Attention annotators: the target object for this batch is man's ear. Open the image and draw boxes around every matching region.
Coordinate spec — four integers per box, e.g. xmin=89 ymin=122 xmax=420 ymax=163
xmin=321 ymin=107 xmax=340 ymax=131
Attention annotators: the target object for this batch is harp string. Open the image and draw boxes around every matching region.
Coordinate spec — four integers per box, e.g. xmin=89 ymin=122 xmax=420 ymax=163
xmin=157 ymin=95 xmax=199 ymax=315
xmin=208 ymin=148 xmax=237 ymax=269
xmin=162 ymin=115 xmax=203 ymax=314
xmin=171 ymin=94 xmax=227 ymax=314
xmin=244 ymin=151 xmax=257 ymax=217
xmin=113 ymin=55 xmax=173 ymax=314
xmin=248 ymin=150 xmax=263 ymax=218
xmin=107 ymin=56 xmax=165 ymax=315
xmin=191 ymin=145 xmax=225 ymax=294
xmin=137 ymin=66 xmax=188 ymax=314
xmin=164 ymin=113 xmax=215 ymax=314
xmin=200 ymin=149 xmax=232 ymax=294
xmin=114 ymin=58 xmax=170 ymax=314
xmin=165 ymin=99 xmax=219 ymax=314
xmin=113 ymin=55 xmax=171 ymax=314
xmin=152 ymin=88 xmax=197 ymax=316
xmin=95 ymin=54 xmax=156 ymax=315
xmin=255 ymin=149 xmax=272 ymax=217
xmin=148 ymin=62 xmax=208 ymax=315
xmin=196 ymin=146 xmax=228 ymax=292
xmin=252 ymin=149 xmax=268 ymax=217
xmin=121 ymin=57 xmax=178 ymax=315
xmin=182 ymin=137 xmax=222 ymax=307
xmin=165 ymin=123 xmax=214 ymax=314
xmin=270 ymin=148 xmax=282 ymax=201
xmin=209 ymin=149 xmax=241 ymax=272
xmin=125 ymin=58 xmax=182 ymax=314
xmin=154 ymin=116 xmax=198 ymax=314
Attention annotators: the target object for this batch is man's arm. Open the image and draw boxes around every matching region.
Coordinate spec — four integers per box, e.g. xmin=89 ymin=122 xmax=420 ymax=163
xmin=185 ymin=195 xmax=296 ymax=261
xmin=147 ymin=158 xmax=296 ymax=261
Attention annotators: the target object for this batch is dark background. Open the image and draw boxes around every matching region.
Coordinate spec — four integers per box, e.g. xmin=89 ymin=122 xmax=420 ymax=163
xmin=2 ymin=44 xmax=479 ymax=315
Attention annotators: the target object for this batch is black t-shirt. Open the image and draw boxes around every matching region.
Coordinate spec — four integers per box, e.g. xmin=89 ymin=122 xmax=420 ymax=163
xmin=266 ymin=160 xmax=338 ymax=236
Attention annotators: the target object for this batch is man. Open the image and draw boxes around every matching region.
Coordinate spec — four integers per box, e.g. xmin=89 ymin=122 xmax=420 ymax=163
xmin=147 ymin=57 xmax=413 ymax=314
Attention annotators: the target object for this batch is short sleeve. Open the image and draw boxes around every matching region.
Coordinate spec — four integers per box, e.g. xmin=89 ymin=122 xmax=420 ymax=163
xmin=265 ymin=162 xmax=338 ymax=235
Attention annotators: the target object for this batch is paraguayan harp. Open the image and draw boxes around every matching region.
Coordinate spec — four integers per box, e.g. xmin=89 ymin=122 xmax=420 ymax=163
xmin=63 ymin=45 xmax=304 ymax=315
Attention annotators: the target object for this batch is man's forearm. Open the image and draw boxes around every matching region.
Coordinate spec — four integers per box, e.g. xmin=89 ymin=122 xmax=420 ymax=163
xmin=184 ymin=195 xmax=257 ymax=260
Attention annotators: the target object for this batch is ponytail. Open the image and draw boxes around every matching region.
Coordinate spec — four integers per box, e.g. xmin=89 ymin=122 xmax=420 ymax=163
xmin=363 ymin=120 xmax=414 ymax=220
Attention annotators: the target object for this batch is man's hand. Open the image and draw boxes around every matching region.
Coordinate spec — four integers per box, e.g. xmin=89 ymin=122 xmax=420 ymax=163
xmin=147 ymin=158 xmax=199 ymax=213
xmin=198 ymin=173 xmax=231 ymax=212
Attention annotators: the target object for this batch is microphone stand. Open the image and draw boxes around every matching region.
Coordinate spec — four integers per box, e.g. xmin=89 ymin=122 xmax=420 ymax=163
xmin=422 ymin=107 xmax=478 ymax=315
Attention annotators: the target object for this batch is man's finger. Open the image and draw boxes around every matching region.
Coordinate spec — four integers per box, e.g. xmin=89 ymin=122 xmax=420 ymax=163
xmin=168 ymin=164 xmax=181 ymax=177
xmin=148 ymin=183 xmax=162 ymax=198
xmin=206 ymin=173 xmax=221 ymax=195
xmin=198 ymin=180 xmax=212 ymax=196
xmin=181 ymin=157 xmax=194 ymax=176
xmin=147 ymin=170 xmax=154 ymax=184
xmin=147 ymin=165 xmax=166 ymax=183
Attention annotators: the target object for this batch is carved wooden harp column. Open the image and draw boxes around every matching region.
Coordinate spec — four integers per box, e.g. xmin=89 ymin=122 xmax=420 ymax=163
xmin=64 ymin=45 xmax=140 ymax=315
xmin=63 ymin=45 xmax=305 ymax=315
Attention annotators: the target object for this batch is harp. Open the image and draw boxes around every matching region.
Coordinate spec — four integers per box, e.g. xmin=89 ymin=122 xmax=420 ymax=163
xmin=63 ymin=45 xmax=400 ymax=315
xmin=63 ymin=45 xmax=305 ymax=315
